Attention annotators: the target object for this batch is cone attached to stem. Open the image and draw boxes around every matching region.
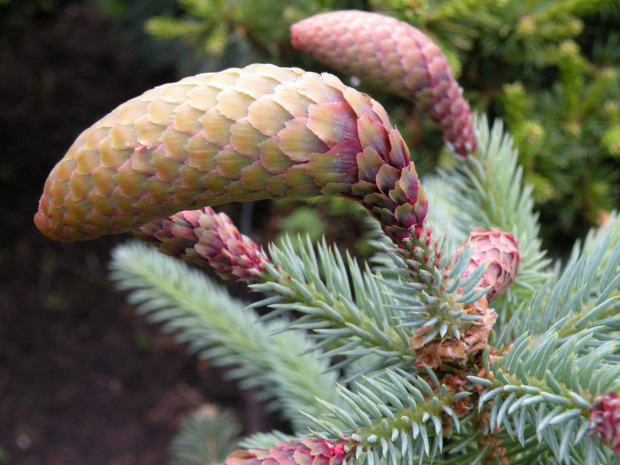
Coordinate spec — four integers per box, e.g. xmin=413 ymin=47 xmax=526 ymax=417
xmin=35 ymin=64 xmax=426 ymax=244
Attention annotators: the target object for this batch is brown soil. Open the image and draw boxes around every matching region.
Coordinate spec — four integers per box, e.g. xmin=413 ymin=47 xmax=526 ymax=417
xmin=0 ymin=235 xmax=246 ymax=465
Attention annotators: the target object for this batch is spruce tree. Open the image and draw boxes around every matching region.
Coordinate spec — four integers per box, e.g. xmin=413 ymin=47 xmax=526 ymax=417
xmin=35 ymin=10 xmax=619 ymax=464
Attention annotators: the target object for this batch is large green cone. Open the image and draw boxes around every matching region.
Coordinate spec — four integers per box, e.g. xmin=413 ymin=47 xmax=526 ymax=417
xmin=35 ymin=64 xmax=426 ymax=242
xmin=291 ymin=10 xmax=477 ymax=157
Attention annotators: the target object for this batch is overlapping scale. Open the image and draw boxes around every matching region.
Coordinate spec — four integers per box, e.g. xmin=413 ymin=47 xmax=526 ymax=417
xmin=35 ymin=64 xmax=426 ymax=243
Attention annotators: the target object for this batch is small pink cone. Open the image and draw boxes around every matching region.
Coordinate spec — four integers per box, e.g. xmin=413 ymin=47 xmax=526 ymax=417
xmin=292 ymin=10 xmax=476 ymax=157
xmin=455 ymin=228 xmax=521 ymax=302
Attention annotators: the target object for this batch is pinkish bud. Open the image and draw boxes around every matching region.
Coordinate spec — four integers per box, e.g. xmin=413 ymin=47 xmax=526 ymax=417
xmin=193 ymin=208 xmax=265 ymax=281
xmin=455 ymin=228 xmax=521 ymax=302
xmin=227 ymin=439 xmax=346 ymax=465
xmin=590 ymin=392 xmax=620 ymax=455
xmin=133 ymin=209 xmax=201 ymax=258
xmin=135 ymin=207 xmax=266 ymax=281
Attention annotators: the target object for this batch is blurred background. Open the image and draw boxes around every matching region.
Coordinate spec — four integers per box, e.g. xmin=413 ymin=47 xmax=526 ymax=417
xmin=0 ymin=0 xmax=618 ymax=463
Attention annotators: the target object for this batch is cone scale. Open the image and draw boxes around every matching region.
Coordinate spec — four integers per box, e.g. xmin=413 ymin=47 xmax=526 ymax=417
xmin=35 ymin=64 xmax=426 ymax=243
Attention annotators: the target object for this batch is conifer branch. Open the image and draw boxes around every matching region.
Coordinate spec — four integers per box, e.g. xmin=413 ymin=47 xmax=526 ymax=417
xmin=497 ymin=236 xmax=620 ymax=346
xmin=252 ymin=235 xmax=415 ymax=372
xmin=568 ymin=211 xmax=620 ymax=293
xmin=381 ymin=226 xmax=474 ymax=338
xmin=109 ymin=241 xmax=340 ymax=432
xmin=302 ymin=369 xmax=457 ymax=463
xmin=133 ymin=208 xmax=417 ymax=374
xmin=443 ymin=115 xmax=552 ymax=322
xmin=30 ymin=12 xmax=620 ymax=464
xmin=470 ymin=323 xmax=620 ymax=462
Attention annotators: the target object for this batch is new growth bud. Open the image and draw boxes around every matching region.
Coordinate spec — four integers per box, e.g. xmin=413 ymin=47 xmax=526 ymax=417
xmin=411 ymin=296 xmax=497 ymax=369
xmin=590 ymin=392 xmax=620 ymax=455
xmin=291 ymin=10 xmax=477 ymax=156
xmin=227 ymin=439 xmax=346 ymax=465
xmin=134 ymin=207 xmax=266 ymax=281
xmin=455 ymin=228 xmax=521 ymax=302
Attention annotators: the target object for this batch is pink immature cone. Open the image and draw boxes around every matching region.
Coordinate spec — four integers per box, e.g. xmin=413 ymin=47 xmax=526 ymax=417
xmin=590 ymin=392 xmax=620 ymax=455
xmin=455 ymin=228 xmax=521 ymax=302
xmin=227 ymin=439 xmax=346 ymax=465
xmin=34 ymin=63 xmax=426 ymax=243
xmin=291 ymin=10 xmax=476 ymax=157
xmin=133 ymin=207 xmax=266 ymax=280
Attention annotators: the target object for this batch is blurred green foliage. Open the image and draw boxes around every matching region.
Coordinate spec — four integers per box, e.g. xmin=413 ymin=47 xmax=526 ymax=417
xmin=276 ymin=207 xmax=327 ymax=242
xmin=140 ymin=0 xmax=619 ymax=253
xmin=95 ymin=0 xmax=194 ymax=73
xmin=0 ymin=446 xmax=10 ymax=465
xmin=170 ymin=406 xmax=242 ymax=465
xmin=143 ymin=0 xmax=369 ymax=72
xmin=272 ymin=197 xmax=378 ymax=257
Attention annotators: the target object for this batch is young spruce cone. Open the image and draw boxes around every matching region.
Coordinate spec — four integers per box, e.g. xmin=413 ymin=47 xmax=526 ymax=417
xmin=226 ymin=439 xmax=345 ymax=465
xmin=35 ymin=64 xmax=426 ymax=243
xmin=133 ymin=207 xmax=266 ymax=280
xmin=590 ymin=392 xmax=620 ymax=455
xmin=455 ymin=227 xmax=521 ymax=302
xmin=291 ymin=10 xmax=476 ymax=157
